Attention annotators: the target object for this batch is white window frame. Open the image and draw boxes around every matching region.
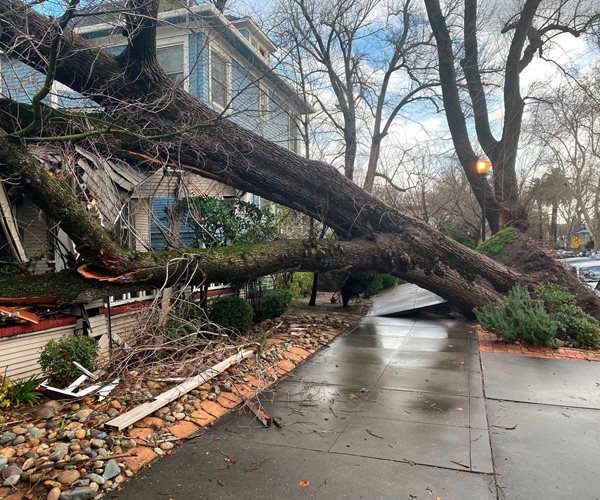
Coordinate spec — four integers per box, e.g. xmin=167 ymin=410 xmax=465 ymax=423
xmin=156 ymin=35 xmax=189 ymax=92
xmin=209 ymin=43 xmax=231 ymax=111
xmin=108 ymin=289 xmax=158 ymax=307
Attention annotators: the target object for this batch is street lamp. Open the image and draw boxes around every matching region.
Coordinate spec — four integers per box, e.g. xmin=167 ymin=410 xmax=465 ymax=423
xmin=476 ymin=159 xmax=492 ymax=242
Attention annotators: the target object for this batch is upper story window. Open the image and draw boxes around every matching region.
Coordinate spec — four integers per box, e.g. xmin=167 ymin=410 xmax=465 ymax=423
xmin=157 ymin=45 xmax=184 ymax=82
xmin=211 ymin=50 xmax=229 ymax=108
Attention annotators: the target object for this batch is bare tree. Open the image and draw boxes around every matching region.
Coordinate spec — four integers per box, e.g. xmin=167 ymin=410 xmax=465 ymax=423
xmin=424 ymin=0 xmax=600 ymax=231
xmin=528 ymin=73 xmax=600 ymax=243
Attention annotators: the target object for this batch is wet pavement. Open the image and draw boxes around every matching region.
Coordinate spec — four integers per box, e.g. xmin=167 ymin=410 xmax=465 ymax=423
xmin=112 ymin=285 xmax=600 ymax=499
xmin=114 ymin=288 xmax=495 ymax=500
xmin=482 ymin=353 xmax=600 ymax=499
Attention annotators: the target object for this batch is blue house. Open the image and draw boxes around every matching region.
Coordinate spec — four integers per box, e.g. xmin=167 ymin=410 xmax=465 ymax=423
xmin=0 ymin=2 xmax=309 ymax=251
xmin=0 ymin=3 xmax=309 ymax=379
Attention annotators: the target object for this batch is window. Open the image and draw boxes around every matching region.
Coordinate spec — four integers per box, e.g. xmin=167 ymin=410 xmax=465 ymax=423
xmin=157 ymin=45 xmax=184 ymax=82
xmin=211 ymin=50 xmax=228 ymax=108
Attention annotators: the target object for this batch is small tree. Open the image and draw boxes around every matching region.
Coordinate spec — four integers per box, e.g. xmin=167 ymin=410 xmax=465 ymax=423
xmin=176 ymin=196 xmax=277 ymax=248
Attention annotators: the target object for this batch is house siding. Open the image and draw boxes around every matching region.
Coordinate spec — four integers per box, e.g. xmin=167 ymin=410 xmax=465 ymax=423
xmin=0 ymin=325 xmax=75 ymax=380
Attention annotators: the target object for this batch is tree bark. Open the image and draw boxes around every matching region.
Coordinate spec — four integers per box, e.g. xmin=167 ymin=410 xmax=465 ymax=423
xmin=0 ymin=0 xmax=598 ymax=317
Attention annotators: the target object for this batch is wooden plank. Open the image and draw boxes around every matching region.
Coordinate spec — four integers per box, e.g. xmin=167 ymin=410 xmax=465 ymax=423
xmin=245 ymin=399 xmax=272 ymax=427
xmin=0 ymin=306 xmax=40 ymax=324
xmin=64 ymin=374 xmax=88 ymax=392
xmin=97 ymin=379 xmax=119 ymax=401
xmin=105 ymin=350 xmax=253 ymax=431
xmin=73 ymin=361 xmax=98 ymax=380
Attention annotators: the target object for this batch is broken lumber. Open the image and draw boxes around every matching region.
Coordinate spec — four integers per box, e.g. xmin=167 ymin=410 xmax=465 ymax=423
xmin=245 ymin=399 xmax=272 ymax=427
xmin=105 ymin=350 xmax=253 ymax=431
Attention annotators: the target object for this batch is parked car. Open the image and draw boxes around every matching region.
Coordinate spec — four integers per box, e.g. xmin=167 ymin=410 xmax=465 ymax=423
xmin=569 ymin=260 xmax=600 ymax=290
xmin=559 ymin=256 xmax=595 ymax=268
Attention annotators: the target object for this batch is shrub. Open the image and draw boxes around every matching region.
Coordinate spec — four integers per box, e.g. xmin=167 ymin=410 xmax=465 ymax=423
xmin=0 ymin=377 xmax=12 ymax=409
xmin=551 ymin=303 xmax=600 ymax=347
xmin=537 ymin=283 xmax=600 ymax=348
xmin=380 ymin=274 xmax=399 ymax=289
xmin=39 ymin=335 xmax=98 ymax=387
xmin=536 ymin=283 xmax=576 ymax=313
xmin=209 ymin=295 xmax=253 ymax=333
xmin=289 ymin=272 xmax=314 ymax=298
xmin=254 ymin=288 xmax=292 ymax=321
xmin=474 ymin=285 xmax=558 ymax=347
xmin=340 ymin=272 xmax=398 ymax=306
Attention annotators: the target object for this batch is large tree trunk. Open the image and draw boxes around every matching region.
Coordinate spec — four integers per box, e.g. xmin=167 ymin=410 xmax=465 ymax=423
xmin=0 ymin=0 xmax=598 ymax=317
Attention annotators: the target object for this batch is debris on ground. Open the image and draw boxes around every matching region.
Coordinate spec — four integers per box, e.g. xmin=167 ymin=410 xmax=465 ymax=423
xmin=0 ymin=300 xmax=363 ymax=499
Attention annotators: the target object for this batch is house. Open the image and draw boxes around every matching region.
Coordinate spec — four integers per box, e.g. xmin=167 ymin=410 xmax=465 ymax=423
xmin=0 ymin=2 xmax=310 ymax=380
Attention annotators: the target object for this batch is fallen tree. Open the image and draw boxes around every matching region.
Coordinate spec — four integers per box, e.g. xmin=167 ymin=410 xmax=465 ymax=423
xmin=0 ymin=0 xmax=598 ymax=317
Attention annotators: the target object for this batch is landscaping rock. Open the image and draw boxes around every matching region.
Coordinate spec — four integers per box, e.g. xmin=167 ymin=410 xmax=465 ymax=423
xmin=47 ymin=486 xmax=62 ymax=500
xmin=2 ymin=465 xmax=22 ymax=479
xmin=74 ymin=429 xmax=86 ymax=440
xmin=84 ymin=473 xmax=105 ymax=485
xmin=75 ymin=409 xmax=93 ymax=421
xmin=59 ymin=487 xmax=97 ymax=500
xmin=50 ymin=449 xmax=67 ymax=461
xmin=12 ymin=426 xmax=27 ymax=436
xmin=57 ymin=469 xmax=81 ymax=484
xmin=102 ymin=459 xmax=121 ymax=480
xmin=3 ymin=474 xmax=20 ymax=486
xmin=0 ymin=432 xmax=16 ymax=445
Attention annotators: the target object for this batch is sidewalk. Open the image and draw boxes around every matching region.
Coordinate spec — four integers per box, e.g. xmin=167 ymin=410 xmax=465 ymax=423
xmin=482 ymin=352 xmax=600 ymax=499
xmin=112 ymin=286 xmax=495 ymax=499
xmin=111 ymin=284 xmax=600 ymax=499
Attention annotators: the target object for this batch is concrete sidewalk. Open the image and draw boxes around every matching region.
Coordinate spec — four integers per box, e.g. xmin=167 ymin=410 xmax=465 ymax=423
xmin=111 ymin=285 xmax=600 ymax=499
xmin=112 ymin=288 xmax=495 ymax=499
xmin=482 ymin=353 xmax=600 ymax=499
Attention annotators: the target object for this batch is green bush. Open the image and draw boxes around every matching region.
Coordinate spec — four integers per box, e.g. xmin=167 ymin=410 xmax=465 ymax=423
xmin=254 ymin=288 xmax=292 ymax=321
xmin=536 ymin=284 xmax=600 ymax=348
xmin=340 ymin=272 xmax=398 ymax=306
xmin=380 ymin=274 xmax=399 ymax=289
xmin=536 ymin=283 xmax=576 ymax=313
xmin=209 ymin=295 xmax=253 ymax=333
xmin=475 ymin=285 xmax=558 ymax=347
xmin=39 ymin=335 xmax=98 ymax=387
xmin=289 ymin=272 xmax=314 ymax=298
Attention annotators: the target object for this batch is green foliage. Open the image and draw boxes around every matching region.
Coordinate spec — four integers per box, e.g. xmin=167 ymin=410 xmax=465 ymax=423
xmin=341 ymin=272 xmax=398 ymax=300
xmin=289 ymin=272 xmax=313 ymax=299
xmin=537 ymin=284 xmax=600 ymax=348
xmin=442 ymin=223 xmax=477 ymax=248
xmin=475 ymin=228 xmax=519 ymax=257
xmin=9 ymin=376 xmax=42 ymax=406
xmin=474 ymin=285 xmax=558 ymax=347
xmin=380 ymin=274 xmax=399 ymax=289
xmin=176 ymin=196 xmax=277 ymax=247
xmin=209 ymin=295 xmax=253 ymax=333
xmin=0 ymin=377 xmax=12 ymax=409
xmin=254 ymin=288 xmax=292 ymax=321
xmin=39 ymin=335 xmax=98 ymax=387
xmin=536 ymin=283 xmax=576 ymax=313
